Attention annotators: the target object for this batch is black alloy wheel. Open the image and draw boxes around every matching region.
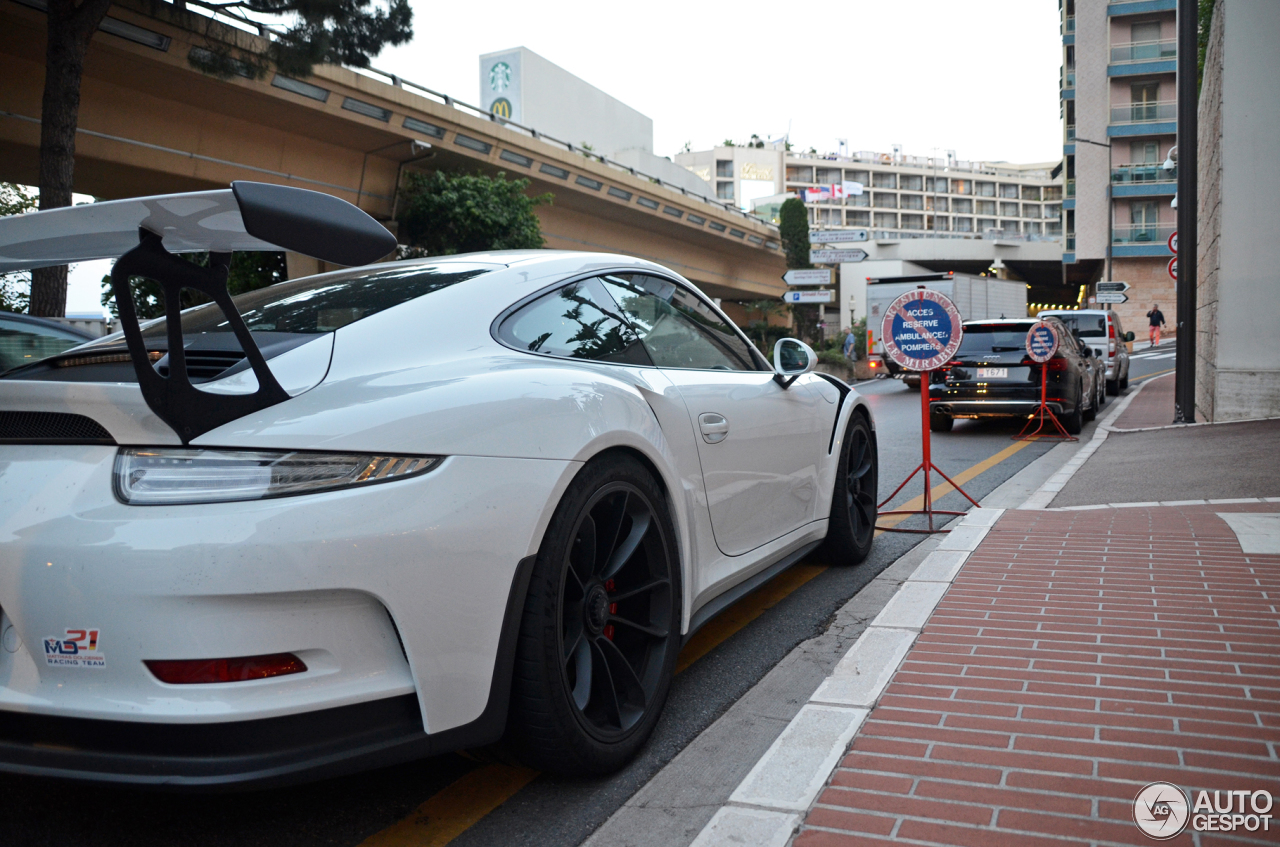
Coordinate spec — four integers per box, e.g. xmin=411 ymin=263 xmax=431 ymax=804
xmin=821 ymin=412 xmax=877 ymax=564
xmin=509 ymin=454 xmax=680 ymax=775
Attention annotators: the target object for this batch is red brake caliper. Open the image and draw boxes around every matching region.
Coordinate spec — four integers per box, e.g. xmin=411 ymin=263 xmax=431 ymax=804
xmin=604 ymin=579 xmax=616 ymax=641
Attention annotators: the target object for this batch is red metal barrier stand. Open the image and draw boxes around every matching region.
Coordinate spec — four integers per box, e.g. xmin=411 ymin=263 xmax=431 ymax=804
xmin=1013 ymin=362 xmax=1077 ymax=442
xmin=876 ymin=370 xmax=981 ymax=534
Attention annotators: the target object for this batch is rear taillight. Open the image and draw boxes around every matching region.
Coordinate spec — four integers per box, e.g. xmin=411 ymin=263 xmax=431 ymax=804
xmin=1108 ymin=322 xmax=1117 ymax=357
xmin=1046 ymin=357 xmax=1070 ymax=372
xmin=145 ymin=652 xmax=307 ymax=684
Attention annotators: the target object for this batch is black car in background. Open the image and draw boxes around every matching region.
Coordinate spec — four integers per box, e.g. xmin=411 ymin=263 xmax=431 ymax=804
xmin=928 ymin=317 xmax=1104 ymax=434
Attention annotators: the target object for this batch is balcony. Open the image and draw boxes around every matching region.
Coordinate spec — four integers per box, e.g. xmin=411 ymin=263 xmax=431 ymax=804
xmin=1066 ymin=234 xmax=1076 ymax=251
xmin=1108 ymin=0 xmax=1177 ymax=15
xmin=1111 ymin=40 xmax=1176 ymax=62
xmin=1066 ymin=124 xmax=1077 ymax=141
xmin=1112 ymin=223 xmax=1175 ymax=256
xmin=1066 ymin=179 xmax=1076 ymax=198
xmin=1065 ymin=15 xmax=1075 ymax=32
xmin=1108 ymin=101 xmax=1177 ymax=137
xmin=1112 ymin=165 xmax=1177 ymax=198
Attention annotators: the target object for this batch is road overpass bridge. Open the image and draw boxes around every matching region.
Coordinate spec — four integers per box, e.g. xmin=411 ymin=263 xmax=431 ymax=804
xmin=0 ymin=0 xmax=786 ymax=305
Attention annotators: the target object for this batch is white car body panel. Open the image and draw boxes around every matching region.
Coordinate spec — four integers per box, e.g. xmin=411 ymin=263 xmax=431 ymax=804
xmin=0 ymin=248 xmax=877 ymax=783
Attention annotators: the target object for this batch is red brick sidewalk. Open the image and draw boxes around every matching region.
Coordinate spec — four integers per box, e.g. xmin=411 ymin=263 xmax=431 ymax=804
xmin=1113 ymin=372 xmax=1175 ymax=430
xmin=796 ymin=504 xmax=1280 ymax=847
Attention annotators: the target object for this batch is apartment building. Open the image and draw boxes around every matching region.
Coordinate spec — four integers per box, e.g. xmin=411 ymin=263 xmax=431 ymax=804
xmin=1062 ymin=0 xmax=1178 ymax=334
xmin=676 ymin=146 xmax=1062 ymax=242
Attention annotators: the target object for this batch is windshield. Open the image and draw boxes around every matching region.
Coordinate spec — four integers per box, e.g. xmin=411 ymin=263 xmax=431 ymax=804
xmin=956 ymin=323 xmax=1036 ymax=355
xmin=1046 ymin=313 xmax=1107 ymax=337
xmin=136 ymin=262 xmax=496 ymax=339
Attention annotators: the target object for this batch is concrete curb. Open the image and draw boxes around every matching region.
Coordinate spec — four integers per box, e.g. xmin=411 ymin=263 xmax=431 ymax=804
xmin=685 ymin=508 xmax=1003 ymax=847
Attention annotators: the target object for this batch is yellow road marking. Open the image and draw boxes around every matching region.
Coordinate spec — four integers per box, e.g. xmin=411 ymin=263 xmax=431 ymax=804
xmin=358 ymin=764 xmax=538 ymax=847
xmin=1132 ymin=367 xmax=1175 ymax=382
xmin=674 ymin=564 xmax=825 ymax=674
xmin=359 ymin=438 xmax=1039 ymax=845
xmin=875 ymin=439 xmax=1033 ymax=534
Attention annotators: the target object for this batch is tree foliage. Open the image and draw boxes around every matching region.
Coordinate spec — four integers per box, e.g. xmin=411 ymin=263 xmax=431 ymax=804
xmin=779 ymin=197 xmax=811 ymax=270
xmin=31 ymin=0 xmax=412 ymax=317
xmin=0 ymin=184 xmax=40 ymax=313
xmin=1197 ymin=0 xmax=1217 ymax=95
xmin=100 ymin=251 xmax=287 ymax=319
xmin=398 ymin=170 xmax=551 ymax=257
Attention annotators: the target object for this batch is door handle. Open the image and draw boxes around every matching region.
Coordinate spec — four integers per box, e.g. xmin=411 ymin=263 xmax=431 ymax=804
xmin=698 ymin=413 xmax=729 ymax=444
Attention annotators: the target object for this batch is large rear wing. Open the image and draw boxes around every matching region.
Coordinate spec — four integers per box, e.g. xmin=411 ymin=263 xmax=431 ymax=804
xmin=0 ymin=181 xmax=396 ymax=443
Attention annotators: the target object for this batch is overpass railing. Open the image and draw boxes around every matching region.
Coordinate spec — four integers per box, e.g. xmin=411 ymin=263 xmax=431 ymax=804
xmin=176 ymin=0 xmax=774 ymax=233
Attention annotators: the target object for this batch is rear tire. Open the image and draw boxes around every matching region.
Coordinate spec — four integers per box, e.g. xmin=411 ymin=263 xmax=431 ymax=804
xmin=820 ymin=413 xmax=877 ymax=565
xmin=1106 ymin=378 xmax=1120 ymax=396
xmin=929 ymin=413 xmax=953 ymax=433
xmin=1061 ymin=387 xmax=1084 ymax=435
xmin=1120 ymin=371 xmax=1130 ymax=391
xmin=508 ymin=454 xmax=681 ymax=775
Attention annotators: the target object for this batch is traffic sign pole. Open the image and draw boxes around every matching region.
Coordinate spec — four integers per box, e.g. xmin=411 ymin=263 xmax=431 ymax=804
xmin=876 ymin=287 xmax=979 ymax=534
xmin=1014 ymin=322 xmax=1076 ymax=442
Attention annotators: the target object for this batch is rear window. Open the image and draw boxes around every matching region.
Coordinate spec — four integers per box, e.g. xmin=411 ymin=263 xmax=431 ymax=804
xmin=956 ymin=323 xmax=1035 ymax=355
xmin=137 ymin=262 xmax=496 ymax=338
xmin=1046 ymin=313 xmax=1107 ymax=337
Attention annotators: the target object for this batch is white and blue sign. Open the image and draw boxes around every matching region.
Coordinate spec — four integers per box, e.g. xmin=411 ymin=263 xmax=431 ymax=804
xmin=880 ymin=289 xmax=964 ymax=372
xmin=1025 ymin=321 xmax=1059 ymax=363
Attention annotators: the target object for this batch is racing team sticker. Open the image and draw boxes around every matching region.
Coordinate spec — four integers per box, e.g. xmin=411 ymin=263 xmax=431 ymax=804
xmin=44 ymin=628 xmax=105 ymax=668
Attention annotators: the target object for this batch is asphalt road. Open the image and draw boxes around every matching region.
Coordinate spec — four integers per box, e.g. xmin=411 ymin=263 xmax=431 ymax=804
xmin=2 ymin=357 xmax=1172 ymax=847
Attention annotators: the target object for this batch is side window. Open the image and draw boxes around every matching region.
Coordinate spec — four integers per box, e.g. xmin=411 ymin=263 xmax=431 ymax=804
xmin=497 ymin=278 xmax=652 ymax=365
xmin=597 ymin=275 xmax=761 ymax=371
xmin=0 ymin=319 xmax=85 ymax=373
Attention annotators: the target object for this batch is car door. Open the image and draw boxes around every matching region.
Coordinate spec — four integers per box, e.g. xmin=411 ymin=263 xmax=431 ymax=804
xmin=595 ymin=274 xmax=831 ymax=557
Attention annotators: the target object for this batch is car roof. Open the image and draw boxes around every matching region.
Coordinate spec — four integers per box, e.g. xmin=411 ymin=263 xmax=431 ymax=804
xmin=0 ymin=311 xmax=96 ymax=340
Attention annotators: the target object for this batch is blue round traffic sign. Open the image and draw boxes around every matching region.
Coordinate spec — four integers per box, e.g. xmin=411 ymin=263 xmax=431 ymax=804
xmin=1026 ymin=321 xmax=1059 ymax=363
xmin=880 ymin=289 xmax=964 ymax=371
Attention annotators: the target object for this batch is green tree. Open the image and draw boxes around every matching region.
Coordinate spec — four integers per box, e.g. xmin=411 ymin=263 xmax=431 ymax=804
xmin=30 ymin=0 xmax=412 ymax=318
xmin=1197 ymin=0 xmax=1217 ymax=94
xmin=398 ymin=170 xmax=551 ymax=257
xmin=100 ymin=251 xmax=287 ymax=319
xmin=0 ymin=183 xmax=39 ymax=313
xmin=779 ymin=196 xmax=820 ymax=343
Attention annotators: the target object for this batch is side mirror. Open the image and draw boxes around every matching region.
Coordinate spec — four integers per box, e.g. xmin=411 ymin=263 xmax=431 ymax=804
xmin=1124 ymin=331 xmax=1135 ymax=342
xmin=773 ymin=337 xmax=816 ymax=388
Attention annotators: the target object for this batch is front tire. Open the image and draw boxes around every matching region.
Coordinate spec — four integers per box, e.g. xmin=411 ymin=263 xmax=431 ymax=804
xmin=820 ymin=412 xmax=877 ymax=565
xmin=508 ymin=454 xmax=681 ymax=775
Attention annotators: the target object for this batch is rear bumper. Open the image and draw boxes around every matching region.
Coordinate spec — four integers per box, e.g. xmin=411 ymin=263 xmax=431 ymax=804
xmin=0 ymin=693 xmax=430 ymax=789
xmin=931 ymin=399 xmax=1065 ymax=417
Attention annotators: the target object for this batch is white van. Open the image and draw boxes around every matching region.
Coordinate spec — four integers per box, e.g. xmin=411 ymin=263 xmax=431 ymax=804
xmin=1038 ymin=308 xmax=1135 ymax=394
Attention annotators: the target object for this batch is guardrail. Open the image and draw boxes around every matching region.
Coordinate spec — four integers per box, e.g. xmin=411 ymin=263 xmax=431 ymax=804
xmin=1110 ymin=101 xmax=1177 ymax=124
xmin=1111 ymin=164 xmax=1175 ymax=184
xmin=1112 ymin=223 xmax=1175 ymax=244
xmin=1110 ymin=39 xmax=1176 ymax=63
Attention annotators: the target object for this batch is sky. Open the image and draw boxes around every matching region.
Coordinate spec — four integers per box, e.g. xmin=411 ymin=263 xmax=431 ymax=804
xmin=65 ymin=0 xmax=1064 ymax=315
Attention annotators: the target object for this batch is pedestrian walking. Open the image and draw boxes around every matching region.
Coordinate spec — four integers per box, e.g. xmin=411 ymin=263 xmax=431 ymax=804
xmin=1146 ymin=303 xmax=1166 ymax=346
xmin=842 ymin=327 xmax=856 ymax=361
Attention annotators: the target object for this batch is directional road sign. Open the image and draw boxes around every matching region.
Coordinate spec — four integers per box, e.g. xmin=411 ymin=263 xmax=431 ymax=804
xmin=782 ymin=269 xmax=832 ymax=286
xmin=1168 ymin=257 xmax=1177 ymax=281
xmin=810 ymin=248 xmax=867 ymax=264
xmin=880 ymin=289 xmax=963 ymax=372
xmin=1096 ymin=281 xmax=1131 ymax=294
xmin=809 ymin=229 xmax=868 ymax=243
xmin=1025 ymin=321 xmax=1059 ymax=363
xmin=783 ymin=289 xmax=833 ymax=304
xmin=1095 ymin=292 xmax=1129 ymax=304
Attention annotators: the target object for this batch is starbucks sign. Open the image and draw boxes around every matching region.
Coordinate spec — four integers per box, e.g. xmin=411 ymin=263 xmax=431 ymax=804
xmin=480 ymin=52 xmax=522 ymax=124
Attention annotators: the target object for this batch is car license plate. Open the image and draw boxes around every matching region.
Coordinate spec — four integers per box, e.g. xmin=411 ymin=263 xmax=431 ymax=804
xmin=977 ymin=367 xmax=1008 ymax=379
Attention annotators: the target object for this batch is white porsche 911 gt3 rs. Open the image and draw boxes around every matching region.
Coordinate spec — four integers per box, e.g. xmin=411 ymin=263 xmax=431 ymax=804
xmin=0 ymin=182 xmax=877 ymax=787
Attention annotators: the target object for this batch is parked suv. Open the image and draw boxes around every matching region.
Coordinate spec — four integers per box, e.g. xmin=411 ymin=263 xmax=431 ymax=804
xmin=929 ymin=317 xmax=1102 ymax=434
xmin=1038 ymin=308 xmax=1134 ymax=395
